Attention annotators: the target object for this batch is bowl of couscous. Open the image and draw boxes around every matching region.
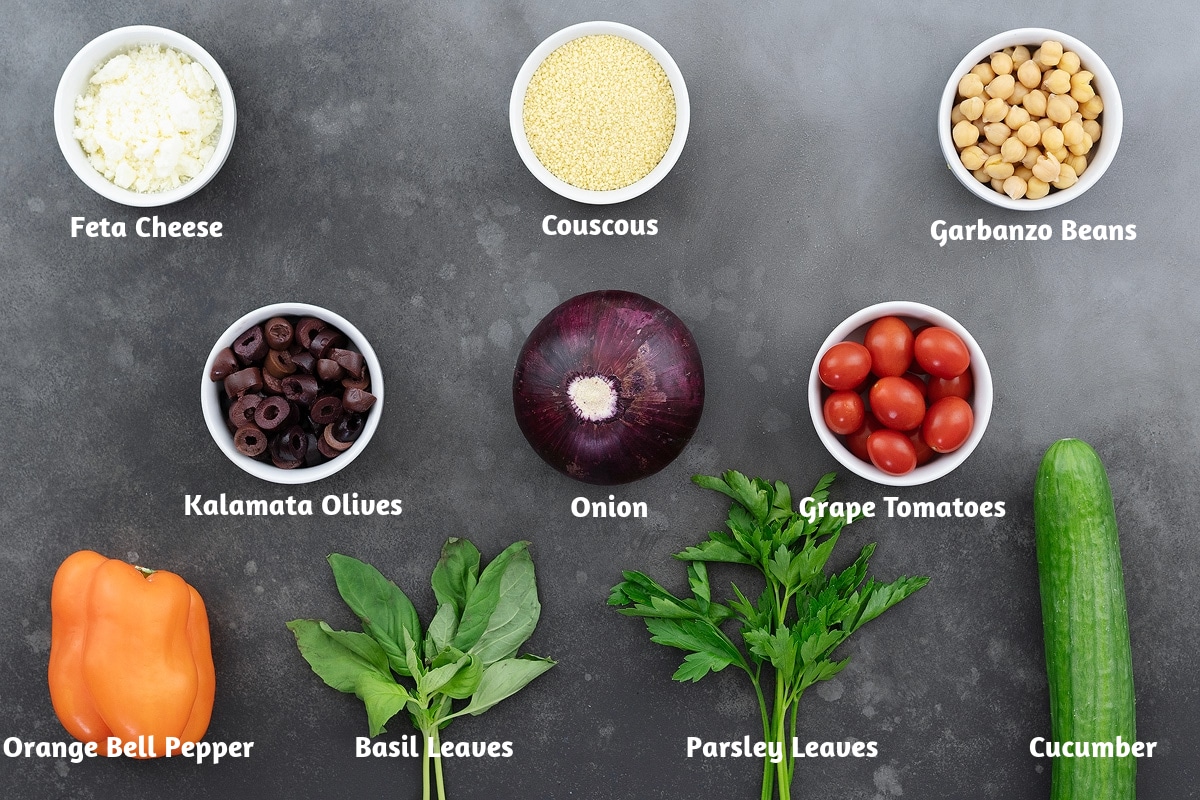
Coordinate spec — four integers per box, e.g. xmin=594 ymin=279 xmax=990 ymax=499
xmin=510 ymin=21 xmax=690 ymax=204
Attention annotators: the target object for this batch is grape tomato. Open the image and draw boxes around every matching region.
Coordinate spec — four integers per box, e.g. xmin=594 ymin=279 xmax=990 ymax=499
xmin=928 ymin=371 xmax=973 ymax=403
xmin=864 ymin=317 xmax=914 ymax=377
xmin=914 ymin=327 xmax=970 ymax=379
xmin=823 ymin=391 xmax=865 ymax=436
xmin=922 ymin=396 xmax=974 ymax=453
xmin=818 ymin=342 xmax=872 ymax=391
xmin=869 ymin=376 xmax=926 ymax=432
xmin=867 ymin=429 xmax=917 ymax=475
xmin=843 ymin=414 xmax=880 ymax=462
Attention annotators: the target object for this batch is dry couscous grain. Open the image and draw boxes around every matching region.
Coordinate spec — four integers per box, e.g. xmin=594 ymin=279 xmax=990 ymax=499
xmin=522 ymin=34 xmax=675 ymax=192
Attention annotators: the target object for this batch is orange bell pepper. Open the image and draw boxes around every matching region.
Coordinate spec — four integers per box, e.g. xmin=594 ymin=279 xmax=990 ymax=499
xmin=48 ymin=551 xmax=215 ymax=755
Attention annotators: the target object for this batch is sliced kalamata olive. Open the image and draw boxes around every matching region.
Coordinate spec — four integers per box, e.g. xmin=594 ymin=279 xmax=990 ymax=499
xmin=234 ymin=424 xmax=268 ymax=457
xmin=295 ymin=318 xmax=326 ymax=350
xmin=303 ymin=433 xmax=327 ymax=467
xmin=255 ymin=395 xmax=291 ymax=432
xmin=233 ymin=325 xmax=268 ymax=364
xmin=343 ymin=387 xmax=377 ymax=413
xmin=331 ymin=413 xmax=365 ymax=444
xmin=512 ymin=290 xmax=705 ymax=485
xmin=322 ymin=424 xmax=354 ymax=452
xmin=310 ymin=396 xmax=343 ymax=425
xmin=316 ymin=428 xmax=342 ymax=458
xmin=210 ymin=347 xmax=238 ymax=381
xmin=228 ymin=394 xmax=263 ymax=428
xmin=270 ymin=425 xmax=308 ymax=465
xmin=308 ymin=328 xmax=346 ymax=359
xmin=282 ymin=374 xmax=319 ymax=406
xmin=224 ymin=367 xmax=263 ymax=398
xmin=265 ymin=349 xmax=296 ymax=378
xmin=330 ymin=348 xmax=365 ymax=379
xmin=264 ymin=317 xmax=294 ymax=350
xmin=262 ymin=371 xmax=285 ymax=395
xmin=317 ymin=358 xmax=343 ymax=382
xmin=289 ymin=348 xmax=316 ymax=374
xmin=342 ymin=366 xmax=370 ymax=391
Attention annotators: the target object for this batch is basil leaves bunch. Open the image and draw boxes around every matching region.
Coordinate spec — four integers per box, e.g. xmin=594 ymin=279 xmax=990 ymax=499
xmin=288 ymin=539 xmax=554 ymax=800
xmin=610 ymin=471 xmax=928 ymax=800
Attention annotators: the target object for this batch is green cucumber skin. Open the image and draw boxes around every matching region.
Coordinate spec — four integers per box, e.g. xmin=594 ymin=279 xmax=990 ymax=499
xmin=1034 ymin=439 xmax=1135 ymax=800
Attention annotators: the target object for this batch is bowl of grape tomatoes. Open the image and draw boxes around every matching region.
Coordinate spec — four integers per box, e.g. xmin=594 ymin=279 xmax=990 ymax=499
xmin=808 ymin=301 xmax=993 ymax=486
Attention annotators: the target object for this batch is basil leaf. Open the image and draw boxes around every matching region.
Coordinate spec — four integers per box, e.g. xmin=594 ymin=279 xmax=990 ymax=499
xmin=427 ymin=602 xmax=459 ymax=655
xmin=287 ymin=619 xmax=391 ymax=693
xmin=419 ymin=653 xmax=472 ymax=698
xmin=431 ymin=537 xmax=481 ymax=614
xmin=453 ymin=541 xmax=540 ymax=665
xmin=423 ymin=652 xmax=483 ymax=700
xmin=328 ymin=554 xmax=422 ymax=677
xmin=356 ymin=671 xmax=412 ymax=736
xmin=457 ymin=656 xmax=555 ymax=717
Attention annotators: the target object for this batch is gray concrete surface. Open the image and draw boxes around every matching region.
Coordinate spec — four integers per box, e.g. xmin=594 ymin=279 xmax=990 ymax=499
xmin=1 ymin=1 xmax=1197 ymax=798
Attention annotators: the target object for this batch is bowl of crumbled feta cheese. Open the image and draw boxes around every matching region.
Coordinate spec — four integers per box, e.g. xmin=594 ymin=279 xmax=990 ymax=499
xmin=54 ymin=26 xmax=236 ymax=206
xmin=510 ymin=21 xmax=690 ymax=204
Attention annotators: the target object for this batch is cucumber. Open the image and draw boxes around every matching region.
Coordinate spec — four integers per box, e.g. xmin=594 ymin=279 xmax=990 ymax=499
xmin=1034 ymin=438 xmax=1135 ymax=800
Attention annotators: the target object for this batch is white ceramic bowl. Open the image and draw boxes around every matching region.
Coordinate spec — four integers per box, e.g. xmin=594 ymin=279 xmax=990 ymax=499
xmin=808 ymin=302 xmax=993 ymax=487
xmin=201 ymin=303 xmax=383 ymax=484
xmin=509 ymin=21 xmax=690 ymax=204
xmin=938 ymin=28 xmax=1122 ymax=211
xmin=54 ymin=25 xmax=237 ymax=207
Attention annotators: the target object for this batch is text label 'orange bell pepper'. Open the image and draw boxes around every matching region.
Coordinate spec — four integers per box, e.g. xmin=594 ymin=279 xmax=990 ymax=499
xmin=49 ymin=551 xmax=215 ymax=756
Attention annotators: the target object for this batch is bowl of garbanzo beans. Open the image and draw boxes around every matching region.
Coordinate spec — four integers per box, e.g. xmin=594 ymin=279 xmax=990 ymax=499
xmin=939 ymin=28 xmax=1122 ymax=210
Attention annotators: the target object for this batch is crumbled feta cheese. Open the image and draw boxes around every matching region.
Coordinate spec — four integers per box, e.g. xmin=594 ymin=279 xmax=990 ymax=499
xmin=74 ymin=44 xmax=223 ymax=194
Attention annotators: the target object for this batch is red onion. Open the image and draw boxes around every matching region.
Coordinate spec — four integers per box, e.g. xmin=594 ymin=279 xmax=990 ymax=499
xmin=513 ymin=290 xmax=705 ymax=485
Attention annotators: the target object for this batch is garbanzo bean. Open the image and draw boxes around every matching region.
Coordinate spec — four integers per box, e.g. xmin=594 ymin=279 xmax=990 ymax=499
xmin=984 ymin=122 xmax=1011 ymax=145
xmin=1051 ymin=163 xmax=1078 ymax=190
xmin=960 ymin=96 xmax=985 ymax=121
xmin=1010 ymin=83 xmax=1030 ymax=105
xmin=984 ymin=153 xmax=1015 ymax=179
xmin=986 ymin=74 xmax=1016 ymax=100
xmin=1059 ymin=51 xmax=1081 ymax=75
xmin=979 ymin=140 xmax=1001 ymax=156
xmin=953 ymin=120 xmax=981 ymax=148
xmin=1003 ymin=175 xmax=1028 ymax=199
xmin=1032 ymin=153 xmax=1061 ymax=183
xmin=1046 ymin=94 xmax=1072 ymax=123
xmin=1082 ymin=119 xmax=1101 ymax=141
xmin=982 ymin=97 xmax=1009 ymax=123
xmin=1023 ymin=89 xmax=1048 ymax=117
xmin=958 ymin=73 xmax=985 ymax=98
xmin=1043 ymin=69 xmax=1071 ymax=95
xmin=1071 ymin=83 xmax=1095 ymax=103
xmin=1005 ymin=105 xmax=1031 ymax=130
xmin=1022 ymin=145 xmax=1042 ymax=169
xmin=1017 ymin=59 xmax=1043 ymax=89
xmin=960 ymin=145 xmax=987 ymax=170
xmin=1080 ymin=95 xmax=1103 ymax=119
xmin=1039 ymin=40 xmax=1064 ymax=66
xmin=1066 ymin=153 xmax=1088 ymax=175
xmin=1001 ymin=136 xmax=1027 ymax=163
xmin=1017 ymin=120 xmax=1042 ymax=147
xmin=1061 ymin=119 xmax=1084 ymax=147
xmin=1026 ymin=176 xmax=1051 ymax=199
xmin=1041 ymin=126 xmax=1065 ymax=151
xmin=1012 ymin=45 xmax=1031 ymax=64
xmin=991 ymin=52 xmax=1014 ymax=75
xmin=971 ymin=63 xmax=996 ymax=83
xmin=1068 ymin=132 xmax=1093 ymax=156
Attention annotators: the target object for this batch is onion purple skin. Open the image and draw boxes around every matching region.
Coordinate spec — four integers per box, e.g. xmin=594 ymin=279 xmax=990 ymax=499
xmin=513 ymin=290 xmax=705 ymax=485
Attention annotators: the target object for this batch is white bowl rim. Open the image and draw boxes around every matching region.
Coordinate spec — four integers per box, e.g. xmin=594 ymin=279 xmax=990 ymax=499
xmin=54 ymin=24 xmax=238 ymax=208
xmin=509 ymin=20 xmax=690 ymax=205
xmin=808 ymin=301 xmax=993 ymax=487
xmin=200 ymin=303 xmax=384 ymax=485
xmin=938 ymin=27 xmax=1122 ymax=211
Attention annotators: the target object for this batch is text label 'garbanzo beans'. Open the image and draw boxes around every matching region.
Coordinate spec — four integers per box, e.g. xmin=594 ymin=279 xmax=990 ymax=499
xmin=949 ymin=40 xmax=1102 ymax=200
xmin=522 ymin=34 xmax=675 ymax=192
